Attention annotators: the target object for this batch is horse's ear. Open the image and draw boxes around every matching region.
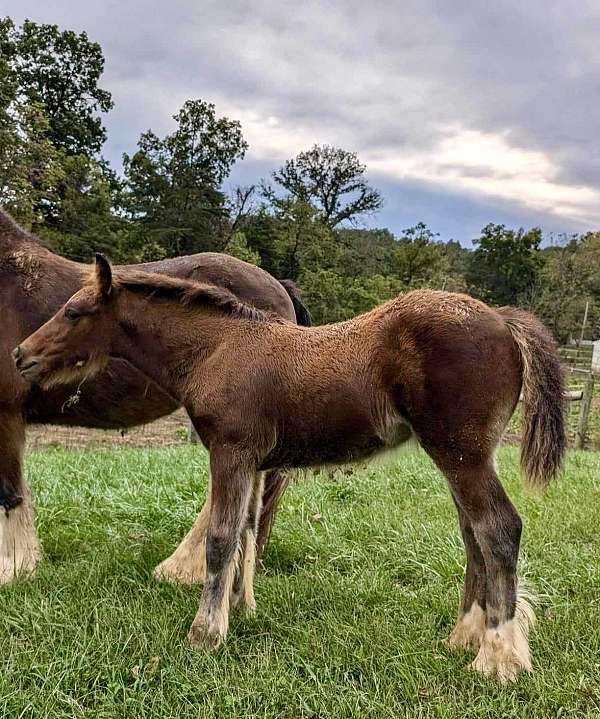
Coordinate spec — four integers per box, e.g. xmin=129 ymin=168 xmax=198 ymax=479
xmin=95 ymin=253 xmax=113 ymax=298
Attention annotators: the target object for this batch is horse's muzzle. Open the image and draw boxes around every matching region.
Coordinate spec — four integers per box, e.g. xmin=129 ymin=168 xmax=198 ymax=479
xmin=12 ymin=346 xmax=39 ymax=378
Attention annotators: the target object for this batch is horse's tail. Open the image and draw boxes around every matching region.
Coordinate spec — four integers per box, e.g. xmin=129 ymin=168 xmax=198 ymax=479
xmin=498 ymin=307 xmax=566 ymax=489
xmin=256 ymin=470 xmax=290 ymax=557
xmin=279 ymin=279 xmax=312 ymax=326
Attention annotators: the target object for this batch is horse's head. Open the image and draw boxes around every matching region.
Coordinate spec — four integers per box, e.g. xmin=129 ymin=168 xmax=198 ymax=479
xmin=13 ymin=254 xmax=117 ymax=388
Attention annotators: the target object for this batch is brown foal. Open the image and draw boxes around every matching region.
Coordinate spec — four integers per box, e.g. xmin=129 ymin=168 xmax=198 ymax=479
xmin=14 ymin=254 xmax=566 ymax=681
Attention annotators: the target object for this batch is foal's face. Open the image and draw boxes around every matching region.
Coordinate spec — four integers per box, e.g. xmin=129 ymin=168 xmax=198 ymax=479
xmin=13 ymin=255 xmax=117 ymax=388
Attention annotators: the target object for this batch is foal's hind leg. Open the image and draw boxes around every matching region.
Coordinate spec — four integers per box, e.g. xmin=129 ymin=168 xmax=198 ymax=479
xmin=231 ymin=472 xmax=264 ymax=612
xmin=445 ymin=460 xmax=533 ymax=681
xmin=446 ymin=500 xmax=486 ymax=651
xmin=188 ymin=453 xmax=254 ymax=649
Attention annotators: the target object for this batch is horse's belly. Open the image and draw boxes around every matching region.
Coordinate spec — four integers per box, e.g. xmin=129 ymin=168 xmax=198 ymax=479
xmin=261 ymin=418 xmax=413 ymax=471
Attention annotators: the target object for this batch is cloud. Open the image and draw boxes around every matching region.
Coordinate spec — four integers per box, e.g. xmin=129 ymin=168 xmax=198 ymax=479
xmin=5 ymin=0 xmax=600 ymax=238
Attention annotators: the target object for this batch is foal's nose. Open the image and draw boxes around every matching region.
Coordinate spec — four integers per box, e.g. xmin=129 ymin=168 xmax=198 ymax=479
xmin=12 ymin=345 xmax=30 ymax=370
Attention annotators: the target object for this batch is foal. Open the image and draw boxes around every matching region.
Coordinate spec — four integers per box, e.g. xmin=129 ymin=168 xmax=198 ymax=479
xmin=14 ymin=254 xmax=565 ymax=681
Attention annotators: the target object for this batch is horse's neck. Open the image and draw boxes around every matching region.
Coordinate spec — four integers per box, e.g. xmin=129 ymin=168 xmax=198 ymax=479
xmin=0 ymin=225 xmax=85 ymax=333
xmin=112 ymin=295 xmax=226 ymax=401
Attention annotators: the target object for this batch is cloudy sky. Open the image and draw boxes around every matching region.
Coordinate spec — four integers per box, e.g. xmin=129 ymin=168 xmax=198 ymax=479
xmin=6 ymin=1 xmax=600 ymax=243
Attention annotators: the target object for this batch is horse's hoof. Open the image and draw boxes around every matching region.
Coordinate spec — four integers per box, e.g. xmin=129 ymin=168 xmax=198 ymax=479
xmin=0 ymin=560 xmax=37 ymax=585
xmin=471 ymin=650 xmax=520 ymax=682
xmin=471 ymin=623 xmax=532 ymax=682
xmin=187 ymin=622 xmax=223 ymax=650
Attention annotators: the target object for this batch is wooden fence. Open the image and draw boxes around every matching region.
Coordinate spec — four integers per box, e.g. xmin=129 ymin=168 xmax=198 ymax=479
xmin=563 ymin=368 xmax=595 ymax=449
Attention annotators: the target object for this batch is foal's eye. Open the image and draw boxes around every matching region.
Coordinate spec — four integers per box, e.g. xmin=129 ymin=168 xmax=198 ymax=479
xmin=64 ymin=307 xmax=81 ymax=321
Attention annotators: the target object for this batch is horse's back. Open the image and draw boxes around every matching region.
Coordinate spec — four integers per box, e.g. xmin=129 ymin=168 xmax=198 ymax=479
xmin=126 ymin=253 xmax=295 ymax=321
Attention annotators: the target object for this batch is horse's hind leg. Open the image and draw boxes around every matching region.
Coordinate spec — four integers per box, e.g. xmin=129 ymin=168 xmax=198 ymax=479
xmin=0 ymin=408 xmax=40 ymax=584
xmin=153 ymin=479 xmax=211 ymax=584
xmin=446 ymin=499 xmax=486 ymax=651
xmin=231 ymin=472 xmax=264 ymax=612
xmin=188 ymin=452 xmax=254 ymax=649
xmin=442 ymin=458 xmax=533 ymax=681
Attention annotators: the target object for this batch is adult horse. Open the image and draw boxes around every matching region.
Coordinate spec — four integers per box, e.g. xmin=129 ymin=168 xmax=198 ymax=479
xmin=0 ymin=209 xmax=310 ymax=583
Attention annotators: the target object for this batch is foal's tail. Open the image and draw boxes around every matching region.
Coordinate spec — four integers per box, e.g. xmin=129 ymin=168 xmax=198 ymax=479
xmin=279 ymin=280 xmax=312 ymax=326
xmin=499 ymin=307 xmax=566 ymax=489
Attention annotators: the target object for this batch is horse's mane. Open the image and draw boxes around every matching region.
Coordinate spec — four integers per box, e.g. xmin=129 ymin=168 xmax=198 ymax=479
xmin=88 ymin=268 xmax=283 ymax=324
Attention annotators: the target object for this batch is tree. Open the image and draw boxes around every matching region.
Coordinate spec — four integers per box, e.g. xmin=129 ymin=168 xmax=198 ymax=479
xmin=223 ymin=231 xmax=261 ymax=266
xmin=122 ymin=99 xmax=248 ymax=258
xmin=534 ymin=239 xmax=587 ymax=342
xmin=334 ymin=227 xmax=398 ymax=278
xmin=264 ymin=198 xmax=341 ymax=281
xmin=0 ymin=99 xmax=66 ymax=227
xmin=3 ymin=17 xmax=113 ymax=156
xmin=37 ymin=156 xmax=130 ymax=262
xmin=269 ymin=145 xmax=382 ymax=227
xmin=394 ymin=223 xmax=455 ymax=289
xmin=0 ymin=16 xmax=118 ymax=243
xmin=467 ymin=223 xmax=542 ymax=306
xmin=298 ymin=268 xmax=401 ymax=324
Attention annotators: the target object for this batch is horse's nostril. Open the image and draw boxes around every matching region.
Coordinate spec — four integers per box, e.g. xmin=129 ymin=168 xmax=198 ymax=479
xmin=12 ymin=346 xmax=22 ymax=366
xmin=12 ymin=347 xmax=38 ymax=375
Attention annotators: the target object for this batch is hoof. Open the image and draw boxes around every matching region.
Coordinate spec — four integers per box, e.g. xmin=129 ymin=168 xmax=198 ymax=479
xmin=187 ymin=622 xmax=224 ymax=650
xmin=471 ymin=644 xmax=529 ymax=683
xmin=0 ymin=503 xmax=40 ymax=585
xmin=0 ymin=557 xmax=37 ymax=585
xmin=471 ymin=622 xmax=532 ymax=682
xmin=230 ymin=590 xmax=256 ymax=615
xmin=445 ymin=603 xmax=485 ymax=652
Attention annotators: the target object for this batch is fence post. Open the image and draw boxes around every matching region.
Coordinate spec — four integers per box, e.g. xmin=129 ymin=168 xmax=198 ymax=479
xmin=575 ymin=373 xmax=595 ymax=449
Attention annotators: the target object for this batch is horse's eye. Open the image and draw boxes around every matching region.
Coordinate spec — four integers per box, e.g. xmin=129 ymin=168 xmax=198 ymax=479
xmin=64 ymin=307 xmax=81 ymax=321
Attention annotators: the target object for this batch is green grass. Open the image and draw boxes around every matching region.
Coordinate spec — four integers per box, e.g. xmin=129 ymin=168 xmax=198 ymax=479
xmin=1 ymin=446 xmax=600 ymax=718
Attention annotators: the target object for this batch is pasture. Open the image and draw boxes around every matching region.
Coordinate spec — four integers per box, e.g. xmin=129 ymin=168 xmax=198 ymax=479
xmin=1 ymin=445 xmax=599 ymax=718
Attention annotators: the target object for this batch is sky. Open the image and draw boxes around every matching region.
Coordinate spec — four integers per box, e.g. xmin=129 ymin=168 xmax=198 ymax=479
xmin=6 ymin=1 xmax=600 ymax=244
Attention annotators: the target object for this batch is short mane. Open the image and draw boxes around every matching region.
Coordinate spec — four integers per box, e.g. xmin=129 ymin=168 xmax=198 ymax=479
xmin=87 ymin=268 xmax=283 ymax=323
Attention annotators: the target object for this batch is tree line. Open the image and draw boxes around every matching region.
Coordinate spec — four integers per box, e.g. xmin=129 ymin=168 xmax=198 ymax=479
xmin=1 ymin=17 xmax=598 ymax=340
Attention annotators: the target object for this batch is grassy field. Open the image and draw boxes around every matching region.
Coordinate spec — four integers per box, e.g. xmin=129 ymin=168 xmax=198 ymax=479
xmin=1 ymin=446 xmax=599 ymax=718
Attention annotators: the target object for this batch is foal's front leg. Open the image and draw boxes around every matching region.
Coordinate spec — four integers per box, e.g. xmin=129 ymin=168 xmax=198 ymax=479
xmin=153 ymin=469 xmax=286 ymax=585
xmin=188 ymin=453 xmax=255 ymax=649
